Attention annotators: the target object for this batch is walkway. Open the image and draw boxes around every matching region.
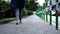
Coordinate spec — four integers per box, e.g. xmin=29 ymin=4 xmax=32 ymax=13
xmin=0 ymin=14 xmax=60 ymax=34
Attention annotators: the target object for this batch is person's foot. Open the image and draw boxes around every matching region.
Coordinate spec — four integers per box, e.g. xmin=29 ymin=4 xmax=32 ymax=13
xmin=20 ymin=20 xmax=22 ymax=24
xmin=16 ymin=23 xmax=19 ymax=25
xmin=20 ymin=21 xmax=22 ymax=24
xmin=16 ymin=20 xmax=20 ymax=25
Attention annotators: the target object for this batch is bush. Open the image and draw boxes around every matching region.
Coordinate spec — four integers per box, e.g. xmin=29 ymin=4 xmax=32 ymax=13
xmin=22 ymin=8 xmax=28 ymax=16
xmin=0 ymin=8 xmax=15 ymax=19
xmin=28 ymin=10 xmax=33 ymax=15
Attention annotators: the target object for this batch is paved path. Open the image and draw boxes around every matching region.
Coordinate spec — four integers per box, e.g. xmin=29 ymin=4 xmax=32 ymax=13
xmin=0 ymin=14 xmax=60 ymax=34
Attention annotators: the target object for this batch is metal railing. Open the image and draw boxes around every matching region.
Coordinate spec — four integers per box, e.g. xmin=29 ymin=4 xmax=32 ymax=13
xmin=36 ymin=0 xmax=60 ymax=30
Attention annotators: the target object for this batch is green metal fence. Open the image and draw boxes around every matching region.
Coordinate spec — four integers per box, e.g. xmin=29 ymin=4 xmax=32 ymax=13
xmin=36 ymin=0 xmax=59 ymax=30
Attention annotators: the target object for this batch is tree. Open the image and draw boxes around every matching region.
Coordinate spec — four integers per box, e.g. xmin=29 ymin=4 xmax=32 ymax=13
xmin=25 ymin=0 xmax=38 ymax=11
xmin=0 ymin=0 xmax=10 ymax=12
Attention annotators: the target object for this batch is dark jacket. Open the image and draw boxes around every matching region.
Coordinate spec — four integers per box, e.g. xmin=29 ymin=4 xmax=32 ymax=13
xmin=10 ymin=0 xmax=25 ymax=9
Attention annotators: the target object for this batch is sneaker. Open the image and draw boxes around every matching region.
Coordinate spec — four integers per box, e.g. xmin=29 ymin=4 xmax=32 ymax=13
xmin=18 ymin=20 xmax=20 ymax=23
xmin=16 ymin=23 xmax=19 ymax=25
xmin=16 ymin=20 xmax=20 ymax=25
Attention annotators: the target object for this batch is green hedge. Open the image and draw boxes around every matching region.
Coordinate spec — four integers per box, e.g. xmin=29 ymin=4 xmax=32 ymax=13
xmin=22 ymin=8 xmax=33 ymax=16
xmin=22 ymin=8 xmax=28 ymax=16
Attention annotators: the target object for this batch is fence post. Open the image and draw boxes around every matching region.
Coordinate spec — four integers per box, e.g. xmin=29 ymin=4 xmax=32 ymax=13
xmin=55 ymin=2 xmax=58 ymax=30
xmin=44 ymin=14 xmax=45 ymax=20
xmin=56 ymin=10 xmax=58 ymax=30
xmin=50 ymin=11 xmax=52 ymax=25
xmin=46 ymin=12 xmax=48 ymax=21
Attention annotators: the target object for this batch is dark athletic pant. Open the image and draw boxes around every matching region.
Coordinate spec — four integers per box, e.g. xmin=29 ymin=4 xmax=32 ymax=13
xmin=15 ymin=8 xmax=22 ymax=23
xmin=19 ymin=9 xmax=22 ymax=22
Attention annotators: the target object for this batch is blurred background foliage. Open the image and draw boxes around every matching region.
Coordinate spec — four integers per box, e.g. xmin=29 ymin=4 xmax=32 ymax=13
xmin=0 ymin=0 xmax=39 ymax=19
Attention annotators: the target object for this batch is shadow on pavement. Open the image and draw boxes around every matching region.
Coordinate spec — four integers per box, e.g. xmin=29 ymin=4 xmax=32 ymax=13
xmin=0 ymin=14 xmax=33 ymax=25
xmin=22 ymin=14 xmax=33 ymax=18
xmin=0 ymin=19 xmax=16 ymax=25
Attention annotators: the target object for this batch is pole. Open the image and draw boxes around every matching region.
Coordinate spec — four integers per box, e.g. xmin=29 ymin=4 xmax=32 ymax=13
xmin=56 ymin=10 xmax=58 ymax=30
xmin=56 ymin=2 xmax=58 ymax=30
xmin=50 ymin=11 xmax=52 ymax=25
xmin=46 ymin=12 xmax=48 ymax=22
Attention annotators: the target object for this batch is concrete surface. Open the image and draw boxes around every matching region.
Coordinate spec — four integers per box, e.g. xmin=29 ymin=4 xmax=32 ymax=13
xmin=0 ymin=14 xmax=60 ymax=34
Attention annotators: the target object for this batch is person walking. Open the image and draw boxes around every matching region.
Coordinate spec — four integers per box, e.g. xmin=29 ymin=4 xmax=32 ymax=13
xmin=10 ymin=0 xmax=25 ymax=24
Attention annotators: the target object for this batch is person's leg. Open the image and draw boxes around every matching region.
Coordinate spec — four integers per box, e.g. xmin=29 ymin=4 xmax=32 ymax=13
xmin=19 ymin=9 xmax=22 ymax=23
xmin=15 ymin=8 xmax=20 ymax=24
xmin=19 ymin=10 xmax=22 ymax=22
